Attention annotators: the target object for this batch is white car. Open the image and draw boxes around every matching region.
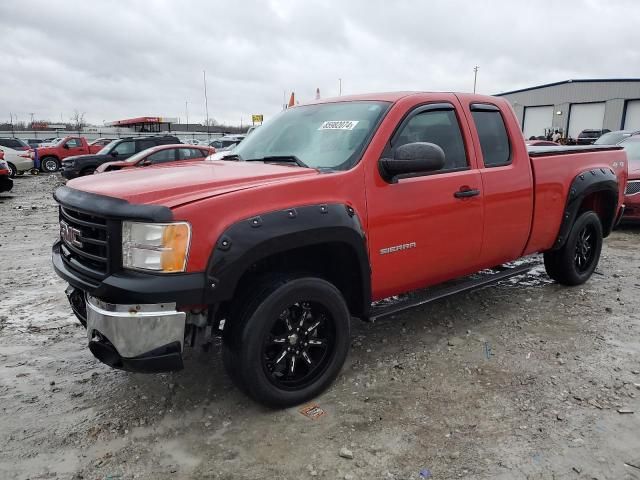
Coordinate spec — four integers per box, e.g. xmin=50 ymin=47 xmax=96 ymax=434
xmin=0 ymin=146 xmax=35 ymax=177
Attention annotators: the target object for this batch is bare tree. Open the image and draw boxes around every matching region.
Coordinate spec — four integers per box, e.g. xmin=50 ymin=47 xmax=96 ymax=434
xmin=70 ymin=110 xmax=86 ymax=131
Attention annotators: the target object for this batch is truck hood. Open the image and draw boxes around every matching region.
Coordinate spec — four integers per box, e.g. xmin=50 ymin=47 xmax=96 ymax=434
xmin=67 ymin=160 xmax=319 ymax=207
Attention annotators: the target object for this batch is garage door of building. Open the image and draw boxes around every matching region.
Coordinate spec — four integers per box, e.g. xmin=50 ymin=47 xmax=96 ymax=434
xmin=523 ymin=106 xmax=554 ymax=139
xmin=623 ymin=100 xmax=640 ymax=130
xmin=568 ymin=102 xmax=605 ymax=139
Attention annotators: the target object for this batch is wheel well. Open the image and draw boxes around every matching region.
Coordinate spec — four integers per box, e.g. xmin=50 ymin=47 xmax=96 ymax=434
xmin=226 ymin=242 xmax=366 ymax=318
xmin=578 ymin=190 xmax=617 ymax=236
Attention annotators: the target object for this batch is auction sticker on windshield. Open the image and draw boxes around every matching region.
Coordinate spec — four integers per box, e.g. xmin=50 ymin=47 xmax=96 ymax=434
xmin=318 ymin=120 xmax=359 ymax=130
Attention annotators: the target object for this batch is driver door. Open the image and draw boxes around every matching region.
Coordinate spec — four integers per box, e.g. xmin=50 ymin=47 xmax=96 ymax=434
xmin=365 ymin=101 xmax=484 ymax=300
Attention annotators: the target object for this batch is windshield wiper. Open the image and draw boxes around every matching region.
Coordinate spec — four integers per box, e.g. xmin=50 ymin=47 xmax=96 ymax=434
xmin=246 ymin=155 xmax=310 ymax=168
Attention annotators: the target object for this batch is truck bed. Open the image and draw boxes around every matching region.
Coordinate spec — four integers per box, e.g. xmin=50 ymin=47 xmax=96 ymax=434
xmin=524 ymin=144 xmax=627 ymax=255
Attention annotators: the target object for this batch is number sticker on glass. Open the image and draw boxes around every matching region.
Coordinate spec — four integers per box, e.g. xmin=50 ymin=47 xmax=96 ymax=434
xmin=318 ymin=120 xmax=359 ymax=131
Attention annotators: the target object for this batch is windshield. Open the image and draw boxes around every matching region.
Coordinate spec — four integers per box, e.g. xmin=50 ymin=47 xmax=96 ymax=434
xmin=622 ymin=137 xmax=640 ymax=171
xmin=594 ymin=132 xmax=630 ymax=145
xmin=230 ymin=101 xmax=390 ymax=170
xmin=97 ymin=140 xmax=117 ymax=155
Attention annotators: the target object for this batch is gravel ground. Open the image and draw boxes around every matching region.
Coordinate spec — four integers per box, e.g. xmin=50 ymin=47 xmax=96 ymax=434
xmin=1 ymin=174 xmax=640 ymax=480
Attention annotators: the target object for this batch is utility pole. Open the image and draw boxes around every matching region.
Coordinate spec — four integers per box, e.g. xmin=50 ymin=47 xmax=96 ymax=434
xmin=339 ymin=78 xmax=342 ymax=96
xmin=185 ymin=101 xmax=189 ymax=131
xmin=203 ymin=70 xmax=210 ymax=137
xmin=9 ymin=113 xmax=15 ymax=136
xmin=29 ymin=112 xmax=35 ymax=128
xmin=473 ymin=65 xmax=479 ymax=93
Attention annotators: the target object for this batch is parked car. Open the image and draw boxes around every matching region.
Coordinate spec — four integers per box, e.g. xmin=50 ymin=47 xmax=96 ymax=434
xmin=0 ymin=157 xmax=13 ymax=192
xmin=209 ymin=137 xmax=240 ymax=151
xmin=576 ymin=129 xmax=611 ymax=145
xmin=95 ymin=144 xmax=215 ymax=173
xmin=0 ymin=137 xmax=30 ymax=151
xmin=0 ymin=146 xmax=35 ymax=177
xmin=60 ymin=135 xmax=182 ymax=179
xmin=25 ymin=139 xmax=45 ymax=148
xmin=525 ymin=140 xmax=559 ymax=146
xmin=88 ymin=138 xmax=116 ymax=148
xmin=33 ymin=136 xmax=104 ymax=172
xmin=52 ymin=91 xmax=627 ymax=407
xmin=594 ymin=130 xmax=640 ymax=145
xmin=619 ymin=135 xmax=640 ymax=222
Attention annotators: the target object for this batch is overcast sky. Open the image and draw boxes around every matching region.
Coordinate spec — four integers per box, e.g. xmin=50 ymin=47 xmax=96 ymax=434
xmin=1 ymin=0 xmax=638 ymax=126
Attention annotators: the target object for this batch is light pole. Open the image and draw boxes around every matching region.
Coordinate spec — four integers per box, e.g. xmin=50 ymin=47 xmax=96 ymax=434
xmin=185 ymin=101 xmax=189 ymax=131
xmin=473 ymin=65 xmax=479 ymax=93
xmin=339 ymin=78 xmax=342 ymax=96
xmin=203 ymin=70 xmax=210 ymax=137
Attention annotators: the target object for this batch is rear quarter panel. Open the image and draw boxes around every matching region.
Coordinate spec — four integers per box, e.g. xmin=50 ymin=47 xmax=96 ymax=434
xmin=525 ymin=150 xmax=627 ymax=254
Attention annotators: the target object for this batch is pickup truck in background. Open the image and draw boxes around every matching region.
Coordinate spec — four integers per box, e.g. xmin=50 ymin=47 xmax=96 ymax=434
xmin=52 ymin=92 xmax=627 ymax=407
xmin=34 ymin=136 xmax=103 ymax=172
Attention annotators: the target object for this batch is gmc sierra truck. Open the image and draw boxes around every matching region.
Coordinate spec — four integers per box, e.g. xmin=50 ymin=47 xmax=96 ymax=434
xmin=51 ymin=92 xmax=628 ymax=407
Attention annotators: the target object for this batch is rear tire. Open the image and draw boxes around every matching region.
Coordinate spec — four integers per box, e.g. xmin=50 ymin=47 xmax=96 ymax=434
xmin=222 ymin=276 xmax=351 ymax=408
xmin=544 ymin=211 xmax=603 ymax=286
xmin=41 ymin=156 xmax=60 ymax=173
xmin=7 ymin=162 xmax=16 ymax=178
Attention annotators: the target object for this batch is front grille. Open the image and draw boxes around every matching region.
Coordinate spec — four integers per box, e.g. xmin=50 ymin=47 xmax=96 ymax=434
xmin=626 ymin=180 xmax=640 ymax=195
xmin=59 ymin=206 xmax=112 ymax=280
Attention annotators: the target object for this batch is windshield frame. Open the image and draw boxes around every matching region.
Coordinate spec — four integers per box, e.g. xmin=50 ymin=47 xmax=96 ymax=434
xmin=230 ymin=100 xmax=392 ymax=171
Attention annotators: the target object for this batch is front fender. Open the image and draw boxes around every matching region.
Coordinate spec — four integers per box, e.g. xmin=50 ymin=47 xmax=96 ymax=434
xmin=204 ymin=203 xmax=371 ymax=313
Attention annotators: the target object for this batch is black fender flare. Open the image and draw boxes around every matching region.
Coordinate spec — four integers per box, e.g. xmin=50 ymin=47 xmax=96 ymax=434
xmin=204 ymin=203 xmax=371 ymax=316
xmin=551 ymin=167 xmax=618 ymax=250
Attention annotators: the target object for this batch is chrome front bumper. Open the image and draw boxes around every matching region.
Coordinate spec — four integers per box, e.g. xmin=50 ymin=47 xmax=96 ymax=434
xmin=85 ymin=295 xmax=186 ymax=371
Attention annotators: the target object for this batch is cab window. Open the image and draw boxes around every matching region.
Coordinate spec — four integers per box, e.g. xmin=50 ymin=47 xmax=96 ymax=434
xmin=392 ymin=108 xmax=468 ymax=171
xmin=471 ymin=108 xmax=511 ymax=167
xmin=65 ymin=138 xmax=82 ymax=148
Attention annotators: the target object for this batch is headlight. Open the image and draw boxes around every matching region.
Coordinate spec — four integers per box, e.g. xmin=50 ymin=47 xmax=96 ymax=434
xmin=122 ymin=221 xmax=191 ymax=273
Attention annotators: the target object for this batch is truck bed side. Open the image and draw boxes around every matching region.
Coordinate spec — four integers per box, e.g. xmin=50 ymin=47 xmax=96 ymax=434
xmin=524 ymin=146 xmax=627 ymax=255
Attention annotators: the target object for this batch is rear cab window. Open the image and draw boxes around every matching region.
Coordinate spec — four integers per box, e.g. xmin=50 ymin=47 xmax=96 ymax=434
xmin=470 ymin=104 xmax=511 ymax=168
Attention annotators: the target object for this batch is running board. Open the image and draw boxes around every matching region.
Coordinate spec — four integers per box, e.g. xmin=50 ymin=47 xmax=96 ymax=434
xmin=368 ymin=261 xmax=537 ymax=322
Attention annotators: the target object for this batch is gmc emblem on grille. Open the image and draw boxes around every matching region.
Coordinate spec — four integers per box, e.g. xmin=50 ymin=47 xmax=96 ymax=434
xmin=60 ymin=220 xmax=83 ymax=248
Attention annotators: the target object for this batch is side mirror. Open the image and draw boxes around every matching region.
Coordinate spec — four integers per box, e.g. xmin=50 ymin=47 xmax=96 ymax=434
xmin=62 ymin=144 xmax=69 ymax=149
xmin=110 ymin=150 xmax=119 ymax=157
xmin=379 ymin=142 xmax=445 ymax=183
xmin=141 ymin=159 xmax=152 ymax=166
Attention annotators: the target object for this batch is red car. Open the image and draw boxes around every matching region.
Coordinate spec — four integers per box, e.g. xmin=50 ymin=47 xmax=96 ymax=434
xmin=34 ymin=136 xmax=103 ymax=173
xmin=52 ymin=91 xmax=626 ymax=407
xmin=94 ymin=144 xmax=215 ymax=173
xmin=0 ymin=156 xmax=13 ymax=192
xmin=619 ymin=135 xmax=640 ymax=222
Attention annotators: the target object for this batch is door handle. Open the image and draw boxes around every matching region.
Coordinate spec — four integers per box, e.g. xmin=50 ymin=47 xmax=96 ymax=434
xmin=454 ymin=188 xmax=480 ymax=198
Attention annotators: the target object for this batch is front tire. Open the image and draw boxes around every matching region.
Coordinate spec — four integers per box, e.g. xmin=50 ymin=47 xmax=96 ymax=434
xmin=544 ymin=211 xmax=603 ymax=286
xmin=223 ymin=277 xmax=351 ymax=408
xmin=7 ymin=162 xmax=17 ymax=178
xmin=41 ymin=156 xmax=60 ymax=173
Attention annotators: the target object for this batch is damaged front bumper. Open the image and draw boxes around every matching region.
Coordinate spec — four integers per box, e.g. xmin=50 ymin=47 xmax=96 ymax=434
xmin=67 ymin=288 xmax=186 ymax=373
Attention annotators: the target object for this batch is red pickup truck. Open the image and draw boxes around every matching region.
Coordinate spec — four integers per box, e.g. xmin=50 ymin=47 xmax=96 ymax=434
xmin=34 ymin=136 xmax=103 ymax=172
xmin=51 ymin=92 xmax=627 ymax=407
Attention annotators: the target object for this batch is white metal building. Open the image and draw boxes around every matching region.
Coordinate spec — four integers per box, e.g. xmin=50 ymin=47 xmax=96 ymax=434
xmin=496 ymin=79 xmax=640 ymax=139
